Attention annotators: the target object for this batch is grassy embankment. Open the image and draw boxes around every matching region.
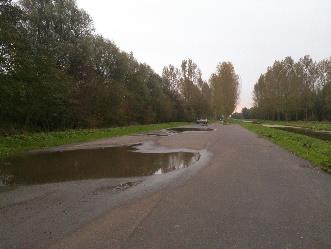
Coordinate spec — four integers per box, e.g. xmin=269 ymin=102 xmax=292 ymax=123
xmin=236 ymin=120 xmax=331 ymax=173
xmin=255 ymin=120 xmax=331 ymax=131
xmin=0 ymin=122 xmax=189 ymax=158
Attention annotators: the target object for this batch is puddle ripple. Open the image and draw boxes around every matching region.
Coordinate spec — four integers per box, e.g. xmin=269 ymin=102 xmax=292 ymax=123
xmin=0 ymin=145 xmax=200 ymax=186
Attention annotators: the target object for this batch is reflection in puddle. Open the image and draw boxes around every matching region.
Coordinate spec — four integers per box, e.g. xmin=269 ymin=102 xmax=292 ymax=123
xmin=167 ymin=127 xmax=214 ymax=133
xmin=139 ymin=131 xmax=173 ymax=137
xmin=272 ymin=127 xmax=331 ymax=141
xmin=139 ymin=127 xmax=214 ymax=136
xmin=0 ymin=145 xmax=200 ymax=186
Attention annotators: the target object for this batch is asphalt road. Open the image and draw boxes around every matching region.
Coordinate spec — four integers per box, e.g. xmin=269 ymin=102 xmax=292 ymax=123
xmin=2 ymin=124 xmax=331 ymax=249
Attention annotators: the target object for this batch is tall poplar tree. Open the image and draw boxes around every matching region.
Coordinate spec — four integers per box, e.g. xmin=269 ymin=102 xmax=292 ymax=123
xmin=210 ymin=62 xmax=240 ymax=119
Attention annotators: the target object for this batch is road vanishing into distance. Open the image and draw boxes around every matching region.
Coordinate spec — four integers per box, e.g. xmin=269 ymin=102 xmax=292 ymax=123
xmin=1 ymin=124 xmax=331 ymax=249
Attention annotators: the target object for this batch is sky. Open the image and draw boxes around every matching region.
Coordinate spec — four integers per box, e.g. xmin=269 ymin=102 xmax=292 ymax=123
xmin=76 ymin=0 xmax=331 ymax=110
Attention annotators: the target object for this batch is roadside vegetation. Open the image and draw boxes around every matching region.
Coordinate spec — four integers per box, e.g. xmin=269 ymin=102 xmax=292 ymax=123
xmin=232 ymin=56 xmax=331 ymax=122
xmin=232 ymin=55 xmax=331 ymax=172
xmin=1 ymin=0 xmax=239 ymax=135
xmin=0 ymin=122 xmax=188 ymax=158
xmin=258 ymin=120 xmax=331 ymax=132
xmin=236 ymin=120 xmax=331 ymax=173
xmin=238 ymin=120 xmax=331 ymax=132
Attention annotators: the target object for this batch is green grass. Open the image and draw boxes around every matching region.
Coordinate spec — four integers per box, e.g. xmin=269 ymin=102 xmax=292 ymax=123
xmin=246 ymin=120 xmax=331 ymax=131
xmin=237 ymin=121 xmax=331 ymax=173
xmin=0 ymin=122 xmax=189 ymax=158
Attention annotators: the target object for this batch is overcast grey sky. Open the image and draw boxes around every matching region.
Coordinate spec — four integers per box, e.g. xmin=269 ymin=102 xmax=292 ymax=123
xmin=77 ymin=0 xmax=331 ymax=110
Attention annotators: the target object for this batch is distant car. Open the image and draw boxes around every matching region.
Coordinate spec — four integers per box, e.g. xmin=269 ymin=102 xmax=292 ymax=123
xmin=196 ymin=119 xmax=208 ymax=126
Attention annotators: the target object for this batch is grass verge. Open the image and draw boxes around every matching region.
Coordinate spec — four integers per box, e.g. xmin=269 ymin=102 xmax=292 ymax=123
xmin=0 ymin=122 xmax=189 ymax=158
xmin=238 ymin=121 xmax=331 ymax=173
xmin=243 ymin=120 xmax=331 ymax=131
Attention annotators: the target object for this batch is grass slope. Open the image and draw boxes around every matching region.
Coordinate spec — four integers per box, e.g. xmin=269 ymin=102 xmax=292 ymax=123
xmin=251 ymin=120 xmax=331 ymax=131
xmin=238 ymin=121 xmax=331 ymax=173
xmin=0 ymin=122 xmax=188 ymax=158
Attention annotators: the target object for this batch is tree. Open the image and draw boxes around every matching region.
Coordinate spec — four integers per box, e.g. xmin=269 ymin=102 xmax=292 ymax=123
xmin=252 ymin=55 xmax=331 ymax=121
xmin=1 ymin=0 xmax=243 ymax=133
xmin=296 ymin=55 xmax=317 ymax=120
xmin=162 ymin=59 xmax=212 ymax=121
xmin=210 ymin=62 xmax=240 ymax=119
xmin=242 ymin=107 xmax=251 ymax=119
xmin=322 ymin=58 xmax=331 ymax=119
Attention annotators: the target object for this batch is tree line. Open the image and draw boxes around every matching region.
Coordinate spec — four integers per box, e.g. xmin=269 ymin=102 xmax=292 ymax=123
xmin=235 ymin=56 xmax=331 ymax=121
xmin=0 ymin=0 xmax=239 ymax=134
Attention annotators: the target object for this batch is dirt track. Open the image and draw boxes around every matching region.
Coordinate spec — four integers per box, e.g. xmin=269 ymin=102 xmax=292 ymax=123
xmin=1 ymin=124 xmax=331 ymax=249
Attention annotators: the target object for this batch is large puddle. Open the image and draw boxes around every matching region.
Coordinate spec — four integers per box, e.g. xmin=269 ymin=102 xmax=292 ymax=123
xmin=138 ymin=127 xmax=214 ymax=137
xmin=0 ymin=144 xmax=200 ymax=186
xmin=167 ymin=127 xmax=214 ymax=133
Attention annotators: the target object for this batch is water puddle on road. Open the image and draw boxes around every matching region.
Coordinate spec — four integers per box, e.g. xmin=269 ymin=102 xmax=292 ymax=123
xmin=0 ymin=144 xmax=200 ymax=186
xmin=167 ymin=127 xmax=214 ymax=133
xmin=138 ymin=127 xmax=214 ymax=137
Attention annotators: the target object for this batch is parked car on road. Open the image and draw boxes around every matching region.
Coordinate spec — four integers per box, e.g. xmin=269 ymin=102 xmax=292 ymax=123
xmin=196 ymin=119 xmax=208 ymax=126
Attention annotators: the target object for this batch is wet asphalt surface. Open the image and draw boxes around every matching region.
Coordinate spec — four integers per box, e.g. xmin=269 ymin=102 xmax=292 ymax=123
xmin=1 ymin=124 xmax=331 ymax=249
